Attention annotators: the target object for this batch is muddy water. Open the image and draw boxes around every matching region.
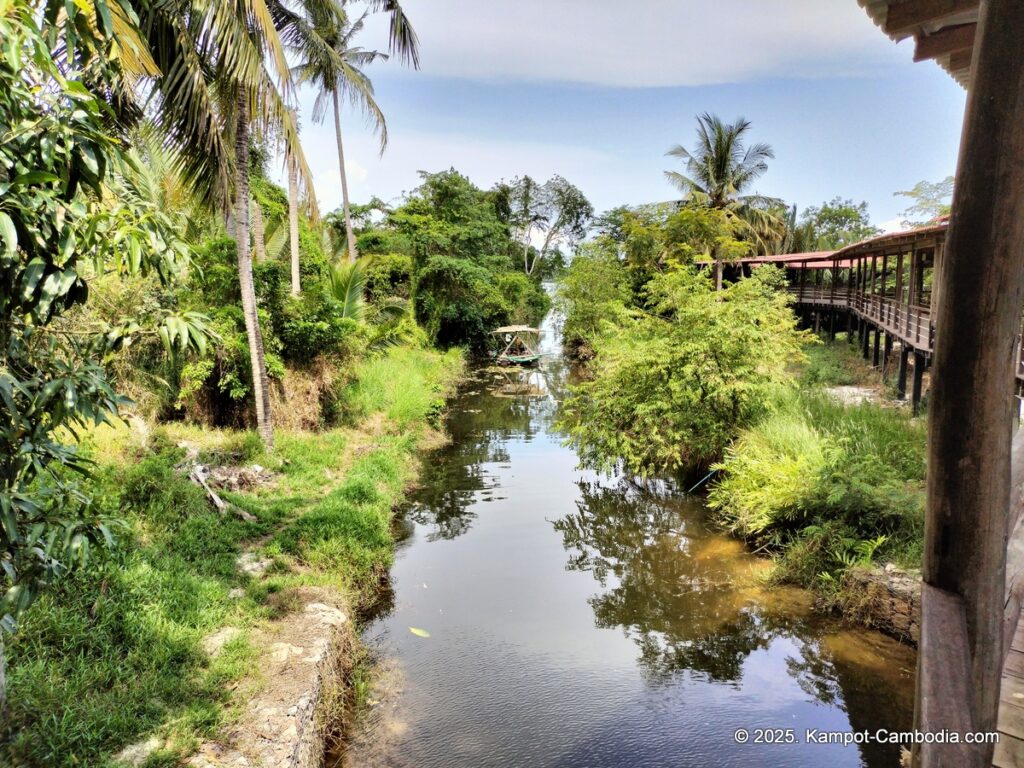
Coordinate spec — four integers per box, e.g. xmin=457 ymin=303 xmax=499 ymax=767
xmin=339 ymin=315 xmax=916 ymax=768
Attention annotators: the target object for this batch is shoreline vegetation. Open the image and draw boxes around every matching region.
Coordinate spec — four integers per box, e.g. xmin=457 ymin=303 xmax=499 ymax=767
xmin=554 ymin=208 xmax=927 ymax=629
xmin=3 ymin=347 xmax=464 ymax=766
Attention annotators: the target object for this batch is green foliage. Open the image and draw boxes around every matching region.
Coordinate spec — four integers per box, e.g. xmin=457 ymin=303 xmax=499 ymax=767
xmin=556 ymin=240 xmax=630 ymax=357
xmin=279 ymin=295 xmax=362 ymax=365
xmin=0 ymin=4 xmax=213 ymax=639
xmin=895 ymin=177 xmax=954 ymax=228
xmin=363 ymin=252 xmax=413 ymax=302
xmin=797 ymin=197 xmax=880 ymax=250
xmin=708 ymin=387 xmax=926 ymax=585
xmin=335 ymin=346 xmax=463 ymax=429
xmin=559 ymin=266 xmax=809 ymax=474
xmin=349 ymin=169 xmax=549 ymax=351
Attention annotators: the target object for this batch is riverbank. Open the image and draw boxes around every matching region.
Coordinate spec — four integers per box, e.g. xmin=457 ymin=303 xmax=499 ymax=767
xmin=708 ymin=337 xmax=927 ymax=639
xmin=337 ymin=342 xmax=917 ymax=768
xmin=2 ymin=347 xmax=463 ymax=768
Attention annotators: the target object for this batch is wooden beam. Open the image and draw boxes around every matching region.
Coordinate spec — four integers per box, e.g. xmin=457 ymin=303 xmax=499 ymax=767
xmin=950 ymin=48 xmax=974 ymax=72
xmin=916 ymin=585 xmax=982 ymax=767
xmin=917 ymin=1 xmax=1024 ymax=764
xmin=914 ymin=23 xmax=977 ymax=62
xmin=886 ymin=0 xmax=979 ymax=36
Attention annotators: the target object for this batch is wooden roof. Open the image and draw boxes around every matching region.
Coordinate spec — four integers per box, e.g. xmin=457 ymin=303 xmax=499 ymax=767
xmin=858 ymin=0 xmax=980 ymax=88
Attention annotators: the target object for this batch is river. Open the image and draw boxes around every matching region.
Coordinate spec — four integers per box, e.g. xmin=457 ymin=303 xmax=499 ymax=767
xmin=338 ymin=311 xmax=916 ymax=768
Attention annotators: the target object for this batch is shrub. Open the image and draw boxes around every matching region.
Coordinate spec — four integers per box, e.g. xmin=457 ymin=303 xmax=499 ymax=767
xmin=559 ymin=266 xmax=809 ymax=474
xmin=363 ymin=253 xmax=413 ymax=302
xmin=708 ymin=388 xmax=926 ymax=585
xmin=278 ymin=294 xmax=363 ymax=365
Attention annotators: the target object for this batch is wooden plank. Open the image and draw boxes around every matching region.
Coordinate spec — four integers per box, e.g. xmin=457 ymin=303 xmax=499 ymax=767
xmin=1005 ymin=649 xmax=1024 ymax=680
xmin=885 ymin=0 xmax=979 ymax=35
xmin=919 ymin=0 xmax=1024 ymax=758
xmin=914 ymin=23 xmax=977 ymax=62
xmin=997 ymin=699 xmax=1024 ymax=740
xmin=950 ymin=48 xmax=974 ymax=72
xmin=992 ymin=734 xmax=1024 ymax=768
xmin=917 ymin=584 xmax=982 ymax=767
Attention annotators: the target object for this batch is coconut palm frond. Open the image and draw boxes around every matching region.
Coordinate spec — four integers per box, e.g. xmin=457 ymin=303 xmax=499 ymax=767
xmin=328 ymin=260 xmax=366 ymax=320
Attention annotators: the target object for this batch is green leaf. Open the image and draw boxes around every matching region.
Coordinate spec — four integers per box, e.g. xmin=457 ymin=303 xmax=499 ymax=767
xmin=0 ymin=211 xmax=16 ymax=257
xmin=12 ymin=171 xmax=60 ymax=185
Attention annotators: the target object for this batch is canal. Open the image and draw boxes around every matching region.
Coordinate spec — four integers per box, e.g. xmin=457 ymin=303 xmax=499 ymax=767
xmin=339 ymin=312 xmax=916 ymax=768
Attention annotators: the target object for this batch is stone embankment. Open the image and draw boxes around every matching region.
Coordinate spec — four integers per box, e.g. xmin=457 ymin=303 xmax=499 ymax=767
xmin=840 ymin=564 xmax=921 ymax=645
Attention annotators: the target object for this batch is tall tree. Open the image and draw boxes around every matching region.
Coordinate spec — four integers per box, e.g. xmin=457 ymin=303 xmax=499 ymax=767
xmin=665 ymin=113 xmax=784 ymax=288
xmin=797 ymin=197 xmax=880 ymax=250
xmin=894 ymin=176 xmax=954 ymax=228
xmin=288 ymin=113 xmax=302 ymax=295
xmin=74 ymin=0 xmax=319 ymax=448
xmin=291 ymin=0 xmax=419 ymax=262
xmin=510 ymin=175 xmax=593 ymax=275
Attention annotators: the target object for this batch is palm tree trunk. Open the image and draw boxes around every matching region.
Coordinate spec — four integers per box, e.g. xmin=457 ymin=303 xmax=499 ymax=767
xmin=251 ymin=197 xmax=266 ymax=262
xmin=235 ymin=95 xmax=274 ymax=449
xmin=331 ymin=87 xmax=358 ymax=263
xmin=0 ymin=634 xmax=7 ymax=717
xmin=288 ymin=160 xmax=301 ymax=295
xmin=714 ymin=260 xmax=723 ymax=291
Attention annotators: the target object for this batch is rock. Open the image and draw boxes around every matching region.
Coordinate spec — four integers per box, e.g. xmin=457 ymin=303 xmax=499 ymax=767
xmin=228 ymin=588 xmax=245 ymax=599
xmin=236 ymin=552 xmax=272 ymax=577
xmin=304 ymin=602 xmax=347 ymax=627
xmin=114 ymin=735 xmax=163 ymax=766
xmin=203 ymin=627 xmax=241 ymax=657
xmin=840 ymin=565 xmax=922 ymax=645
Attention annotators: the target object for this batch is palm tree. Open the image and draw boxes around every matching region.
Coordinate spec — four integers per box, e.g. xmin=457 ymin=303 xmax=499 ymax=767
xmin=121 ymin=0 xmax=318 ymax=449
xmin=665 ymin=113 xmax=785 ymax=288
xmin=291 ymin=0 xmax=419 ymax=263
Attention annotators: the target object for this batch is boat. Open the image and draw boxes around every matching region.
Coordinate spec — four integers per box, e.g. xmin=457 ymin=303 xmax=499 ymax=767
xmin=490 ymin=325 xmax=542 ymax=366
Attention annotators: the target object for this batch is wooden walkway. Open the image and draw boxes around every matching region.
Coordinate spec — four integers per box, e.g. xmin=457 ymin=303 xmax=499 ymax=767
xmin=996 ymin=620 xmax=1024 ymax=767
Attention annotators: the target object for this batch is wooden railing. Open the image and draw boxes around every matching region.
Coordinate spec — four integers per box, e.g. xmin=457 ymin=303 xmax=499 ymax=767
xmin=789 ymin=287 xmax=935 ymax=351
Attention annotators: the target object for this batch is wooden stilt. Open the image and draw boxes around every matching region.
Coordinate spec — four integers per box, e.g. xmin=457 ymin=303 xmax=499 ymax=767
xmin=898 ymin=346 xmax=910 ymax=400
xmin=912 ymin=351 xmax=925 ymax=416
xmin=873 ymin=326 xmax=882 ymax=368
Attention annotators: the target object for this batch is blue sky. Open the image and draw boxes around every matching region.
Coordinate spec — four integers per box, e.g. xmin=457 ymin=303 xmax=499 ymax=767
xmin=285 ymin=0 xmax=967 ymax=231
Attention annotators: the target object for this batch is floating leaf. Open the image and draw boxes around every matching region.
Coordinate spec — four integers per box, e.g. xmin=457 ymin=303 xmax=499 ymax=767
xmin=408 ymin=626 xmax=430 ymax=638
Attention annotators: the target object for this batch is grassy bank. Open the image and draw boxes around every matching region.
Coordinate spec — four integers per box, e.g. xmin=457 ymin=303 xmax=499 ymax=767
xmin=708 ymin=338 xmax=926 ymax=592
xmin=2 ymin=347 xmax=463 ymax=768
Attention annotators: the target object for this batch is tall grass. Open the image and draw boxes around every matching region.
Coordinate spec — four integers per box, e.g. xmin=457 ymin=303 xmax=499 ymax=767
xmin=2 ymin=347 xmax=464 ymax=767
xmin=708 ymin=352 xmax=926 ymax=588
xmin=342 ymin=347 xmax=463 ymax=428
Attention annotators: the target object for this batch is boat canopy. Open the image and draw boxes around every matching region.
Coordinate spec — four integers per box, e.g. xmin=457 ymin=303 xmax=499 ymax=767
xmin=491 ymin=325 xmax=541 ymax=334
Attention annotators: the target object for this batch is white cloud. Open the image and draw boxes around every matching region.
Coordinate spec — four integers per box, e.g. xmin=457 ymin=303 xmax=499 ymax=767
xmin=274 ymin=120 xmax=616 ymax=216
xmin=359 ymin=0 xmax=904 ymax=87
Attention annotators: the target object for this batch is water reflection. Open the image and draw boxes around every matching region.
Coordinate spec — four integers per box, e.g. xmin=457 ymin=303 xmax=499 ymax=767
xmin=342 ymin=316 xmax=916 ymax=768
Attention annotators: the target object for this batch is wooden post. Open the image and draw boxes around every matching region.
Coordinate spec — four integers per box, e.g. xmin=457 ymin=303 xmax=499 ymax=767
xmin=884 ymin=332 xmax=894 ymax=368
xmin=916 ymin=2 xmax=1024 ymax=765
xmin=912 ymin=351 xmax=925 ymax=416
xmin=873 ymin=325 xmax=882 ymax=368
xmin=862 ymin=321 xmax=871 ymax=360
xmin=898 ymin=346 xmax=910 ymax=400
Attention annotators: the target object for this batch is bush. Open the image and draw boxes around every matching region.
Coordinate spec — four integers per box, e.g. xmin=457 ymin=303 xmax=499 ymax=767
xmin=708 ymin=388 xmax=926 ymax=585
xmin=278 ymin=294 xmax=362 ymax=365
xmin=363 ymin=253 xmax=413 ymax=303
xmin=559 ymin=266 xmax=809 ymax=474
xmin=556 ymin=240 xmax=630 ymax=357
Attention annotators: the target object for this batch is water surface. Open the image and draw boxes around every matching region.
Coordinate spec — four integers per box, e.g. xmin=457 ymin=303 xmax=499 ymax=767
xmin=340 ymin=317 xmax=915 ymax=768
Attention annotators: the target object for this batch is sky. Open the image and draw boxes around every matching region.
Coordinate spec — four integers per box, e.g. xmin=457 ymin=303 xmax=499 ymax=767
xmin=282 ymin=0 xmax=968 ymax=232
